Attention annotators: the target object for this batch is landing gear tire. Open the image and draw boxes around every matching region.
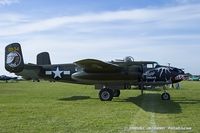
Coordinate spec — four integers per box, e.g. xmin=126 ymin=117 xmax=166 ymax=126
xmin=99 ymin=88 xmax=113 ymax=101
xmin=161 ymin=92 xmax=170 ymax=100
xmin=113 ymin=90 xmax=120 ymax=97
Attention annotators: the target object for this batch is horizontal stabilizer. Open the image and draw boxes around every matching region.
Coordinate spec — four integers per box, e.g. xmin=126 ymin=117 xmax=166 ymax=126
xmin=74 ymin=59 xmax=122 ymax=73
xmin=16 ymin=63 xmax=42 ymax=80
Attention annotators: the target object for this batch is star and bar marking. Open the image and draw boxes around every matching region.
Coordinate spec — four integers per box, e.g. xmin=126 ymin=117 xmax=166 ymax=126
xmin=45 ymin=67 xmax=70 ymax=79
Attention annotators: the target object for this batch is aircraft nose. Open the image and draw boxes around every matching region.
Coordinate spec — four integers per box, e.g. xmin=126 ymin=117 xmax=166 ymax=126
xmin=174 ymin=69 xmax=186 ymax=81
xmin=174 ymin=74 xmax=185 ymax=80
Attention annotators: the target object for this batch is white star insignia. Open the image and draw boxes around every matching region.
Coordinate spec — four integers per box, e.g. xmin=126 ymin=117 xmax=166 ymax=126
xmin=52 ymin=67 xmax=63 ymax=78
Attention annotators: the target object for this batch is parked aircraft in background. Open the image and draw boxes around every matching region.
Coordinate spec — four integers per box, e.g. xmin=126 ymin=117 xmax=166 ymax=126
xmin=189 ymin=75 xmax=200 ymax=81
xmin=5 ymin=43 xmax=185 ymax=101
xmin=0 ymin=75 xmax=18 ymax=82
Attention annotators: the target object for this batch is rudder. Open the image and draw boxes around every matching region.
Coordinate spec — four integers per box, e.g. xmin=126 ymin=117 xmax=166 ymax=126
xmin=37 ymin=52 xmax=51 ymax=65
xmin=5 ymin=43 xmax=24 ymax=73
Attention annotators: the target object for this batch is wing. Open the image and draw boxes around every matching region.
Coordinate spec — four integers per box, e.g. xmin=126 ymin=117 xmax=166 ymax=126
xmin=74 ymin=59 xmax=122 ymax=73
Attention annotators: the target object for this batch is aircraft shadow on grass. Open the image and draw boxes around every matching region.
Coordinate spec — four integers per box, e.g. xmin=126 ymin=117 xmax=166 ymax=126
xmin=58 ymin=94 xmax=200 ymax=114
xmin=117 ymin=94 xmax=183 ymax=114
xmin=58 ymin=96 xmax=92 ymax=101
xmin=173 ymin=99 xmax=200 ymax=104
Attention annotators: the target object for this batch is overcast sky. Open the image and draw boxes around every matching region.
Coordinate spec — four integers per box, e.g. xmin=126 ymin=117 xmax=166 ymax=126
xmin=0 ymin=0 xmax=200 ymax=75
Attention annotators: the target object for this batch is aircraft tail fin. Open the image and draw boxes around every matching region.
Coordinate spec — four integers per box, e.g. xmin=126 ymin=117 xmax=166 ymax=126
xmin=37 ymin=52 xmax=51 ymax=65
xmin=5 ymin=43 xmax=24 ymax=73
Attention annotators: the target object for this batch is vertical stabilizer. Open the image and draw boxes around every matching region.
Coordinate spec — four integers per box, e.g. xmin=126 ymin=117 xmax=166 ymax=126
xmin=37 ymin=52 xmax=51 ymax=65
xmin=5 ymin=43 xmax=24 ymax=73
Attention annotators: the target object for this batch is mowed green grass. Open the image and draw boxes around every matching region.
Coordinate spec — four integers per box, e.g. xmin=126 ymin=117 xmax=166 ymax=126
xmin=0 ymin=81 xmax=199 ymax=133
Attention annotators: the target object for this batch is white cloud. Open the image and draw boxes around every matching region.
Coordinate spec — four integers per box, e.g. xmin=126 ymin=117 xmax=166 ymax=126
xmin=1 ymin=4 xmax=200 ymax=36
xmin=0 ymin=13 xmax=26 ymax=26
xmin=0 ymin=0 xmax=19 ymax=5
xmin=0 ymin=4 xmax=200 ymax=75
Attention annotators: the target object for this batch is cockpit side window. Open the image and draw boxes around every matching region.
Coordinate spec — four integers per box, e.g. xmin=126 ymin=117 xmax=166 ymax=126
xmin=147 ymin=64 xmax=153 ymax=69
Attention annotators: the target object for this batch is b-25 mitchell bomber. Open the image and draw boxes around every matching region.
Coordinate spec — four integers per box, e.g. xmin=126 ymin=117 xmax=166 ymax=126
xmin=5 ymin=43 xmax=185 ymax=101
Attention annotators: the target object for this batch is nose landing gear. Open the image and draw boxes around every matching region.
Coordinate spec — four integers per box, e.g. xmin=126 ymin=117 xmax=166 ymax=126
xmin=161 ymin=85 xmax=170 ymax=100
xmin=161 ymin=92 xmax=170 ymax=100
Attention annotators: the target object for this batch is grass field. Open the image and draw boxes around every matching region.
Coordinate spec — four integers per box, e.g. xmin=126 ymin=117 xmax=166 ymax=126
xmin=0 ymin=81 xmax=199 ymax=133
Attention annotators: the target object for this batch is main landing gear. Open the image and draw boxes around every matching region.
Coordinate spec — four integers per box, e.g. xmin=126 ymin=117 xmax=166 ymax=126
xmin=113 ymin=89 xmax=120 ymax=97
xmin=98 ymin=85 xmax=171 ymax=101
xmin=99 ymin=88 xmax=121 ymax=101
